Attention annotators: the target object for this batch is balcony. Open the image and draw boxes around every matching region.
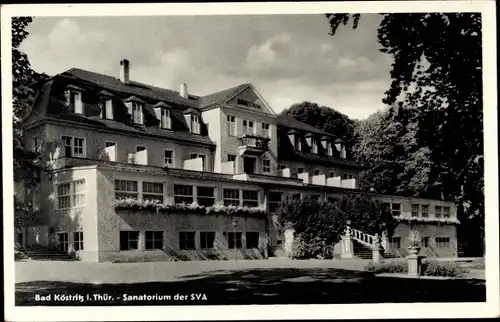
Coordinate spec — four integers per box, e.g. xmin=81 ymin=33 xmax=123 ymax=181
xmin=238 ymin=134 xmax=270 ymax=156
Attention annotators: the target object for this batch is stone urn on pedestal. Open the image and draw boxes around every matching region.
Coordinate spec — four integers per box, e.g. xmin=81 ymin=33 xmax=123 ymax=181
xmin=407 ymin=229 xmax=424 ymax=277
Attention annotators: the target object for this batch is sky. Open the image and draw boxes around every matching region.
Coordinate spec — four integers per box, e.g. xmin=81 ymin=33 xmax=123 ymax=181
xmin=20 ymin=14 xmax=393 ymax=120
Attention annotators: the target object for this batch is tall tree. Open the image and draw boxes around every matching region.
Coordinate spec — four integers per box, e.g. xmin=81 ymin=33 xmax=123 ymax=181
xmin=326 ymin=13 xmax=484 ymax=255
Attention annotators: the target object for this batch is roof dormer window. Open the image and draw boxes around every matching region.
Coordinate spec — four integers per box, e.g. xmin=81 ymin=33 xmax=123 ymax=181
xmin=66 ymin=85 xmax=84 ymax=115
xmin=191 ymin=114 xmax=200 ymax=134
xmin=160 ymin=109 xmax=171 ymax=130
xmin=311 ymin=137 xmax=318 ymax=154
xmin=132 ymin=102 xmax=143 ymax=125
xmin=99 ymin=90 xmax=114 ymax=120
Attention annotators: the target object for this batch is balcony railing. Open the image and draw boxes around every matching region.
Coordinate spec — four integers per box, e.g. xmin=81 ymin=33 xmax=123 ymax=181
xmin=238 ymin=134 xmax=270 ymax=152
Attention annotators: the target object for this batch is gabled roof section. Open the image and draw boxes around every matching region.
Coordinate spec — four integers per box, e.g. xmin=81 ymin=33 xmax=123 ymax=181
xmin=277 ymin=115 xmax=333 ymax=137
xmin=62 ymin=68 xmax=199 ymax=108
xmin=199 ymin=83 xmax=250 ymax=109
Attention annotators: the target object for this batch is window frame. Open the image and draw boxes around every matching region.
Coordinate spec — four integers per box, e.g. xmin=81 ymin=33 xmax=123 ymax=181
xmin=179 ymin=231 xmax=196 ymax=250
xmin=227 ymin=115 xmax=236 ymax=136
xmin=227 ymin=231 xmax=243 ymax=249
xmin=261 ymin=122 xmax=270 ymax=138
xmin=191 ymin=114 xmax=201 ymax=134
xmin=160 ymin=108 xmax=172 ymax=130
xmin=61 ymin=135 xmax=86 ymax=158
xmin=145 ymin=231 xmax=164 ymax=250
xmin=421 ymin=205 xmax=429 ymax=218
xmin=242 ymin=190 xmax=259 ymax=208
xmin=174 ymin=184 xmax=194 ymax=204
xmin=196 ymin=186 xmax=215 ymax=206
xmin=262 ymin=158 xmax=271 ymax=174
xmin=328 ymin=171 xmax=335 ymax=178
xmin=246 ymin=232 xmax=260 ymax=249
xmin=411 ymin=204 xmax=420 ymax=217
xmin=391 ymin=203 xmax=402 ymax=216
xmin=200 ymin=231 xmax=216 ymax=249
xmin=268 ymin=191 xmax=282 ymax=214
xmin=389 ymin=236 xmax=401 ymax=249
xmin=164 ymin=149 xmax=174 ymax=167
xmin=57 ymin=232 xmax=69 ymax=252
xmin=115 ymin=179 xmax=139 ymax=200
xmin=313 ymin=169 xmax=320 ymax=176
xmin=223 ymin=188 xmax=240 ymax=206
xmin=142 ymin=181 xmax=164 ymax=203
xmin=56 ymin=179 xmax=86 ymax=210
xmin=227 ymin=154 xmax=236 ymax=163
xmin=436 ymin=237 xmax=451 ymax=248
xmin=73 ymin=231 xmax=84 ymax=251
xmin=120 ymin=230 xmax=140 ymax=251
xmin=190 ymin=153 xmax=207 ymax=171
xmin=132 ymin=102 xmax=143 ymax=125
xmin=434 ymin=206 xmax=443 ymax=218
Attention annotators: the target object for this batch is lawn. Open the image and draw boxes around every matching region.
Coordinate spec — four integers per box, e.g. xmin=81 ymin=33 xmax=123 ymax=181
xmin=16 ymin=266 xmax=486 ymax=305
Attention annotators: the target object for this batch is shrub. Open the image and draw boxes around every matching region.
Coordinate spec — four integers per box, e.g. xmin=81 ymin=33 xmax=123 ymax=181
xmin=364 ymin=260 xmax=470 ymax=277
xmin=422 ymin=260 xmax=469 ymax=277
xmin=291 ymin=234 xmax=334 ymax=260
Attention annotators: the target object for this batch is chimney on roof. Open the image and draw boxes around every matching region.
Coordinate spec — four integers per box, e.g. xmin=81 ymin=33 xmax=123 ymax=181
xmin=180 ymin=83 xmax=188 ymax=99
xmin=120 ymin=59 xmax=130 ymax=83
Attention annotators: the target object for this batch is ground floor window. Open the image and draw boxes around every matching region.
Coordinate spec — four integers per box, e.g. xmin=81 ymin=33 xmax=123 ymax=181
xmin=73 ymin=231 xmax=84 ymax=251
xmin=179 ymin=231 xmax=196 ymax=250
xmin=57 ymin=232 xmax=69 ymax=252
xmin=421 ymin=236 xmax=430 ymax=248
xmin=145 ymin=231 xmax=164 ymax=250
xmin=227 ymin=232 xmax=242 ymax=249
xmin=436 ymin=237 xmax=451 ymax=248
xmin=246 ymin=232 xmax=259 ymax=249
xmin=120 ymin=231 xmax=139 ymax=250
xmin=389 ymin=237 xmax=401 ymax=249
xmin=268 ymin=191 xmax=282 ymax=214
xmin=200 ymin=232 xmax=215 ymax=249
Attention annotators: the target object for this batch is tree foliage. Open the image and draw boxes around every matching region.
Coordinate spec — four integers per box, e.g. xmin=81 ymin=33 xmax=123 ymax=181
xmin=326 ymin=13 xmax=484 ymax=255
xmin=278 ymin=193 xmax=396 ymax=259
xmin=279 ymin=101 xmax=356 ymax=154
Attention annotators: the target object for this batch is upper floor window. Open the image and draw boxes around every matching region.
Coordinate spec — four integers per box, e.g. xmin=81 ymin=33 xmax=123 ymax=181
xmin=142 ymin=182 xmax=164 ymax=203
xmin=314 ymin=169 xmax=320 ymax=176
xmin=115 ymin=180 xmax=139 ymax=200
xmin=191 ymin=115 xmax=201 ymax=134
xmin=434 ymin=206 xmax=442 ymax=218
xmin=190 ymin=153 xmax=206 ymax=171
xmin=132 ymin=102 xmax=143 ymax=125
xmin=197 ymin=186 xmax=215 ymax=206
xmin=227 ymin=154 xmax=236 ymax=163
xmin=311 ymin=138 xmax=318 ymax=154
xmin=164 ymin=150 xmax=174 ymax=167
xmin=62 ymin=136 xmax=86 ymax=158
xmin=100 ymin=98 xmax=113 ymax=120
xmin=242 ymin=120 xmax=254 ymax=135
xmin=223 ymin=188 xmax=240 ymax=206
xmin=32 ymin=136 xmax=40 ymax=153
xmin=294 ymin=135 xmax=302 ymax=151
xmin=261 ymin=123 xmax=270 ymax=138
xmin=227 ymin=115 xmax=236 ymax=136
xmin=391 ymin=203 xmax=401 ymax=216
xmin=262 ymin=158 xmax=271 ymax=174
xmin=242 ymin=190 xmax=259 ymax=207
xmin=443 ymin=206 xmax=451 ymax=218
xmin=421 ymin=205 xmax=429 ymax=217
xmin=56 ymin=179 xmax=85 ymax=209
xmin=327 ymin=142 xmax=333 ymax=157
xmin=411 ymin=204 xmax=420 ymax=217
xmin=174 ymin=185 xmax=193 ymax=204
xmin=160 ymin=109 xmax=171 ymax=130
xmin=69 ymin=91 xmax=83 ymax=114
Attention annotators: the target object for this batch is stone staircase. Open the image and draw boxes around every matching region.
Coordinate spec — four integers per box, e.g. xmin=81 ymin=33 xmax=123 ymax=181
xmin=352 ymin=239 xmax=374 ymax=259
xmin=346 ymin=227 xmax=402 ymax=261
xmin=24 ymin=245 xmax=75 ymax=261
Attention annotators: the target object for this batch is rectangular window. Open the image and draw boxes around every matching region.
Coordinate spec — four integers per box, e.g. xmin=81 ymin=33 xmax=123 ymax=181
xmin=197 ymin=186 xmax=215 ymax=206
xmin=436 ymin=237 xmax=451 ymax=248
xmin=314 ymin=169 xmax=320 ymax=176
xmin=142 ymin=182 xmax=164 ymax=203
xmin=268 ymin=191 xmax=282 ymax=213
xmin=105 ymin=141 xmax=116 ymax=148
xmin=443 ymin=206 xmax=450 ymax=218
xmin=246 ymin=232 xmax=259 ymax=249
xmin=261 ymin=123 xmax=270 ymax=138
xmin=33 ymin=137 xmax=40 ymax=153
xmin=327 ymin=142 xmax=333 ymax=157
xmin=421 ymin=205 xmax=429 ymax=218
xmin=190 ymin=153 xmax=206 ymax=171
xmin=422 ymin=237 xmax=430 ymax=248
xmin=242 ymin=190 xmax=259 ymax=207
xmin=312 ymin=138 xmax=318 ymax=154
xmin=191 ymin=115 xmax=200 ymax=134
xmin=311 ymin=194 xmax=320 ymax=201
xmin=57 ymin=232 xmax=69 ymax=252
xmin=227 ymin=154 xmax=236 ymax=162
xmin=70 ymin=91 xmax=83 ymax=114
xmin=179 ymin=231 xmax=196 ymax=250
xmin=227 ymin=115 xmax=236 ymax=136
xmin=115 ymin=180 xmax=139 ymax=200
xmin=294 ymin=135 xmax=302 ymax=151
xmin=329 ymin=171 xmax=336 ymax=178
xmin=389 ymin=237 xmax=401 ymax=249
xmin=101 ymin=98 xmax=113 ymax=119
xmin=73 ymin=232 xmax=84 ymax=251
xmin=223 ymin=188 xmax=240 ymax=206
xmin=164 ymin=150 xmax=174 ymax=167
xmin=132 ymin=102 xmax=143 ymax=124
xmin=200 ymin=232 xmax=215 ymax=249
xmin=174 ymin=185 xmax=194 ymax=204
xmin=120 ymin=231 xmax=139 ymax=251
xmin=57 ymin=179 xmax=85 ymax=209
xmin=391 ymin=203 xmax=401 ymax=216
xmin=411 ymin=204 xmax=420 ymax=217
xmin=435 ymin=206 xmax=442 ymax=218
xmin=243 ymin=120 xmax=254 ymax=135
xmin=227 ymin=232 xmax=242 ymax=249
xmin=145 ymin=231 xmax=164 ymax=250
xmin=297 ymin=167 xmax=304 ymax=174
xmin=62 ymin=136 xmax=86 ymax=158
xmin=262 ymin=158 xmax=271 ymax=174
xmin=161 ymin=109 xmax=171 ymax=129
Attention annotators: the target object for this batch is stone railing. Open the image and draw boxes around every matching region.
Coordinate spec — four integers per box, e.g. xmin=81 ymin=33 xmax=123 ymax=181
xmin=350 ymin=228 xmax=377 ymax=247
xmin=238 ymin=134 xmax=270 ymax=150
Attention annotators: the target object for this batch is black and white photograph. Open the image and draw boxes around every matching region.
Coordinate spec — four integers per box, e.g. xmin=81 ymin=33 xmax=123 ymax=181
xmin=2 ymin=1 xmax=498 ymax=320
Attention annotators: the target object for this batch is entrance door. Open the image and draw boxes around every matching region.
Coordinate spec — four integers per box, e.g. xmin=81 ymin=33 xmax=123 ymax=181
xmin=57 ymin=232 xmax=69 ymax=252
xmin=243 ymin=157 xmax=256 ymax=174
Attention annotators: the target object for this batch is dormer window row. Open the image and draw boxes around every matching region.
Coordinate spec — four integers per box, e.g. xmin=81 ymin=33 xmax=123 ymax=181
xmin=288 ymin=130 xmax=347 ymax=159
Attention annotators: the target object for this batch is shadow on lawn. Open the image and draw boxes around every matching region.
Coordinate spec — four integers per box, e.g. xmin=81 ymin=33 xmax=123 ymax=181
xmin=16 ymin=268 xmax=485 ymax=306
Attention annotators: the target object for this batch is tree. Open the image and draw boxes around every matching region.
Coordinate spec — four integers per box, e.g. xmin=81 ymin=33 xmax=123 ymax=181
xmin=325 ymin=13 xmax=484 ymax=255
xmin=280 ymin=101 xmax=356 ymax=151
